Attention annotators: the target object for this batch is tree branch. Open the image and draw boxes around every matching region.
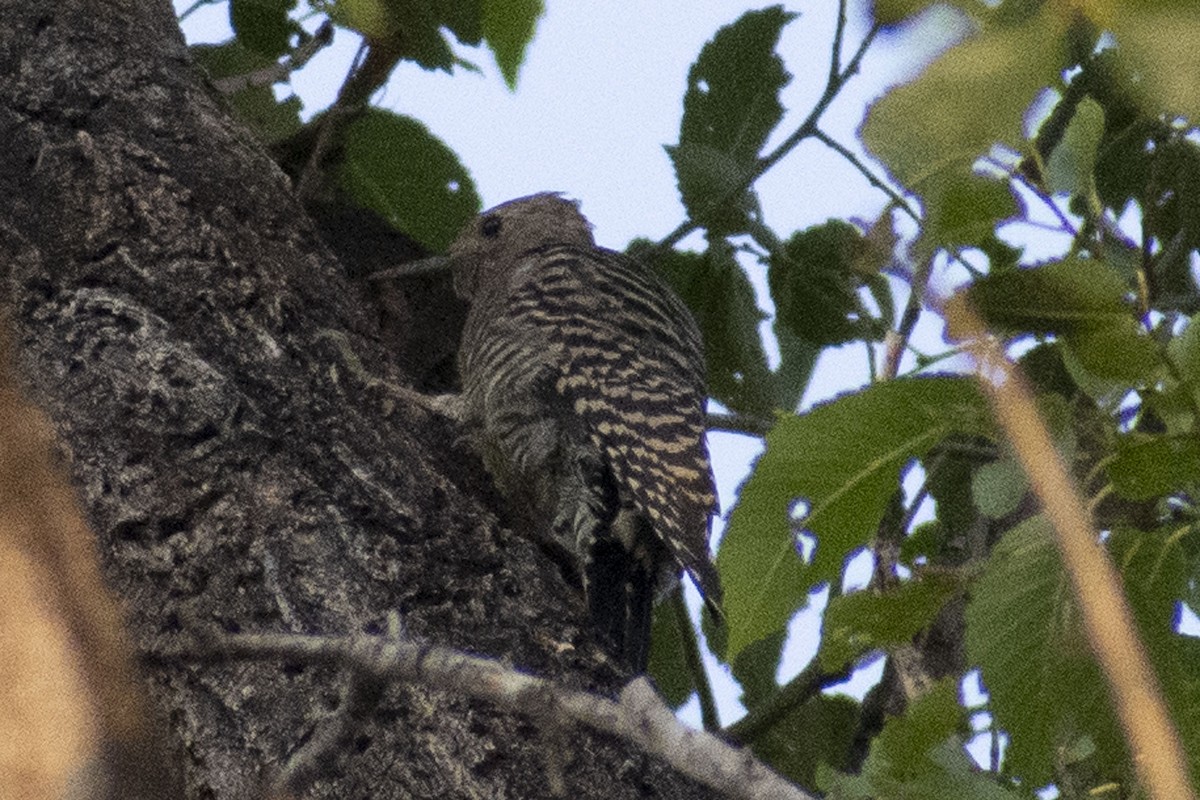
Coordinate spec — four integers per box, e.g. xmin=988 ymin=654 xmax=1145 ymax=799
xmin=155 ymin=629 xmax=818 ymax=800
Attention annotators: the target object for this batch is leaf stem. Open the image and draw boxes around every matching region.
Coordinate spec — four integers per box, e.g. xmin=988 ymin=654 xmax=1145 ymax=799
xmin=670 ymin=589 xmax=720 ymax=732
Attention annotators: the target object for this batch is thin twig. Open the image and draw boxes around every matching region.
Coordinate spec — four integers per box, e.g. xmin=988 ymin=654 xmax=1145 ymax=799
xmin=882 ymin=252 xmax=932 ymax=381
xmin=212 ymin=21 xmax=335 ymax=95
xmin=813 ymin=129 xmax=919 ymax=223
xmin=154 ymin=630 xmax=819 ymax=800
xmin=989 ymin=155 xmax=1081 ymax=240
xmin=273 ymin=662 xmax=387 ymax=797
xmin=706 ymin=410 xmax=774 ymax=437
xmin=177 ymin=0 xmax=216 ymax=21
xmin=668 ymin=589 xmax=719 ymax=732
xmin=296 ymin=39 xmax=370 ymax=198
xmin=829 ymin=0 xmax=849 ymax=81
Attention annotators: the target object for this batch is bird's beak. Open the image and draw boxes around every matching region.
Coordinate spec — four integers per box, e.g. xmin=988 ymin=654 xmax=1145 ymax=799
xmin=365 ymin=255 xmax=452 ymax=282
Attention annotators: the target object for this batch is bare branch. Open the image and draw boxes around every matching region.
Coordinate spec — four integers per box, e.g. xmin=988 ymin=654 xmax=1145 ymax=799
xmin=155 ymin=630 xmax=819 ymax=800
xmin=212 ymin=21 xmax=335 ymax=95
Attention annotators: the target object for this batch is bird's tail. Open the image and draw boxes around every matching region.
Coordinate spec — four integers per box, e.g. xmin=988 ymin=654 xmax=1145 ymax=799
xmin=586 ymin=537 xmax=657 ymax=673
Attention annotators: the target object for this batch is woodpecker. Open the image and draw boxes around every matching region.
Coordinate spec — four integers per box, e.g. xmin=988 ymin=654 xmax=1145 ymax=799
xmin=447 ymin=193 xmax=722 ymax=671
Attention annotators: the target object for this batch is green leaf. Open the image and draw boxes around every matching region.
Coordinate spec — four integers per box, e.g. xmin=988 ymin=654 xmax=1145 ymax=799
xmin=768 ymin=220 xmax=889 ymax=347
xmin=191 ymin=42 xmax=303 ymax=144
xmin=645 ymin=242 xmax=775 ymax=416
xmin=330 ymin=0 xmax=458 ymax=71
xmin=1046 ymin=96 xmax=1104 ymax=198
xmin=1112 ymin=9 xmax=1200 ymax=125
xmin=965 ymin=516 xmax=1121 ymax=785
xmin=720 ymin=377 xmax=990 ymax=661
xmin=921 ymin=171 xmax=1020 ymax=253
xmin=753 ymin=695 xmax=859 ymax=789
xmin=1167 ymin=309 xmax=1200 ymax=409
xmin=963 ymin=257 xmax=1161 ymax=382
xmin=339 ymin=109 xmax=479 ymax=251
xmin=863 ymin=9 xmax=1065 ymax=191
xmin=482 ymin=0 xmax=543 ymax=89
xmin=971 ymin=458 xmax=1028 ymax=519
xmin=668 ymin=6 xmax=795 ymax=235
xmin=1108 ymin=526 xmax=1200 ymax=781
xmin=329 ymin=0 xmax=395 ymax=39
xmin=771 ymin=324 xmax=819 ymax=413
xmin=864 ymin=6 xmax=1061 ymax=258
xmin=872 ymin=0 xmax=947 ymax=26
xmin=821 ymin=680 xmax=1025 ymax=800
xmin=1108 ymin=435 xmax=1200 ymax=501
xmin=731 ymin=629 xmax=785 ymax=710
xmin=438 ymin=0 xmax=483 ymax=46
xmin=231 ymin=0 xmax=299 ymax=58
xmin=819 ymin=575 xmax=962 ymax=671
xmin=930 ymin=443 xmax=992 ymax=535
xmin=900 ymin=520 xmax=947 ymax=566
xmin=665 ymin=143 xmax=759 ymax=235
xmin=647 ymin=592 xmax=695 ymax=708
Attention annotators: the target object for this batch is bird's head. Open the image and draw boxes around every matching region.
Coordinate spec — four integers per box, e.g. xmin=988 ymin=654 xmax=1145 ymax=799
xmin=448 ymin=192 xmax=595 ymax=300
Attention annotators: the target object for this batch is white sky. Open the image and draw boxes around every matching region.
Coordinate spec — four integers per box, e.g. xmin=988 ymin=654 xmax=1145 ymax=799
xmin=175 ymin=0 xmax=975 ymax=730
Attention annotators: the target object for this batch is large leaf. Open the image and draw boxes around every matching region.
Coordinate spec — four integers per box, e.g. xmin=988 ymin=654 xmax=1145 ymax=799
xmin=1107 ymin=435 xmax=1200 ymax=501
xmin=771 ymin=324 xmax=819 ymax=414
xmin=339 ymin=109 xmax=479 ymax=251
xmin=863 ymin=8 xmax=1065 ymax=190
xmin=820 ymin=680 xmax=1025 ymax=800
xmin=331 ymin=0 xmax=458 ymax=71
xmin=819 ymin=574 xmax=963 ymax=671
xmin=481 ymin=0 xmax=543 ymax=89
xmin=959 ymin=257 xmax=1161 ymax=382
xmin=920 ymin=171 xmax=1020 ymax=253
xmin=968 ymin=518 xmax=1200 ymax=786
xmin=1109 ymin=526 xmax=1200 ymax=781
xmin=667 ymin=6 xmax=795 ymax=235
xmin=1045 ymin=96 xmax=1104 ymax=199
xmin=720 ymin=377 xmax=990 ymax=661
xmin=731 ymin=629 xmax=786 ymax=712
xmin=191 ymin=42 xmax=303 ymax=144
xmin=1167 ymin=308 xmax=1200 ymax=410
xmin=863 ymin=6 xmax=1063 ymax=256
xmin=768 ymin=220 xmax=890 ymax=348
xmin=965 ymin=516 xmax=1119 ymax=785
xmin=753 ymin=695 xmax=859 ymax=790
xmin=1113 ymin=8 xmax=1200 ymax=127
xmin=644 ymin=243 xmax=775 ymax=416
xmin=230 ymin=0 xmax=300 ymax=59
xmin=646 ymin=592 xmax=695 ymax=709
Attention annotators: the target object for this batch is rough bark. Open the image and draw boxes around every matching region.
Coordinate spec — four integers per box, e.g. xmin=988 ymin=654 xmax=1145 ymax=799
xmin=0 ymin=3 xmax=718 ymax=798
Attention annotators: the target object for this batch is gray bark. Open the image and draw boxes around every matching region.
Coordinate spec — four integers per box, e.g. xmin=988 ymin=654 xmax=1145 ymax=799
xmin=0 ymin=2 xmax=716 ymax=797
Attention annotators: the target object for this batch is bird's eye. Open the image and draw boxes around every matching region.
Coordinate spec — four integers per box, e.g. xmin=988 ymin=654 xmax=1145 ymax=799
xmin=481 ymin=215 xmax=503 ymax=238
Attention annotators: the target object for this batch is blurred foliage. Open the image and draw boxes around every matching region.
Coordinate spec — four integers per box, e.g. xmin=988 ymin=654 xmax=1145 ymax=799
xmin=181 ymin=0 xmax=1200 ymax=796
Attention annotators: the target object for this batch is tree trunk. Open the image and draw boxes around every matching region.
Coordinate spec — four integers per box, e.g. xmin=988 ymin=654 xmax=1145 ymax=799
xmin=0 ymin=3 xmax=717 ymax=797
